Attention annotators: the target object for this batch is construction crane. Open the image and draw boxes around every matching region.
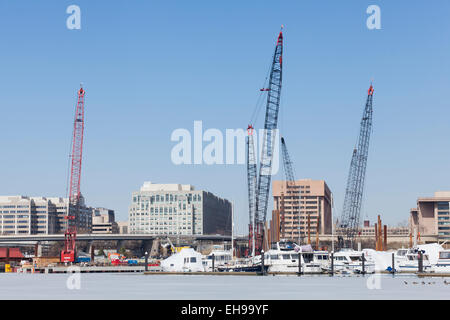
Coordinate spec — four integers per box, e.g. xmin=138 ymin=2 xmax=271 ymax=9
xmin=61 ymin=85 xmax=86 ymax=263
xmin=280 ymin=137 xmax=296 ymax=240
xmin=247 ymin=28 xmax=283 ymax=255
xmin=338 ymin=84 xmax=374 ymax=249
xmin=246 ymin=125 xmax=258 ymax=257
xmin=280 ymin=137 xmax=295 ymax=184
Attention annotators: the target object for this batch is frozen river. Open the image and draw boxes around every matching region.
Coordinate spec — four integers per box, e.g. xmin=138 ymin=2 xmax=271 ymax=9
xmin=0 ymin=273 xmax=448 ymax=299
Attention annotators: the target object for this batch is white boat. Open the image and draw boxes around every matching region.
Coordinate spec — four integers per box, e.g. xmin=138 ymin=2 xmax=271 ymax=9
xmin=417 ymin=243 xmax=444 ymax=265
xmin=396 ymin=248 xmax=431 ymax=272
xmin=160 ymin=248 xmax=205 ymax=272
xmin=362 ymin=244 xmax=442 ymax=273
xmin=254 ymin=241 xmax=327 ymax=274
xmin=431 ymin=249 xmax=450 ymax=273
xmin=332 ymin=249 xmax=375 ymax=274
xmin=301 ymin=250 xmax=330 ymax=273
xmin=202 ymin=249 xmax=233 ymax=272
xmin=362 ymin=249 xmax=397 ymax=272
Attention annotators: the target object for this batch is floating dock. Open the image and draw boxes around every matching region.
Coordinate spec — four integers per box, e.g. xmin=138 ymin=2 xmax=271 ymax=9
xmin=18 ymin=266 xmax=159 ymax=273
xmin=417 ymin=273 xmax=450 ymax=278
xmin=144 ymin=271 xmax=259 ymax=276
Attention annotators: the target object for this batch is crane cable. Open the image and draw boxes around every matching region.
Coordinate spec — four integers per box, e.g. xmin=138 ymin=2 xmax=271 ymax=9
xmin=249 ymin=49 xmax=277 ymax=126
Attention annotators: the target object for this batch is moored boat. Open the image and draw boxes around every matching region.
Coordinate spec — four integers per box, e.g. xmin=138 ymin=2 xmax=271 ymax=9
xmin=160 ymin=248 xmax=205 ymax=272
xmin=431 ymin=249 xmax=450 ymax=273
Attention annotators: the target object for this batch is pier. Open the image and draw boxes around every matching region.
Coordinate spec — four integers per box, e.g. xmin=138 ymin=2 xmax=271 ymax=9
xmin=18 ymin=265 xmax=159 ymax=273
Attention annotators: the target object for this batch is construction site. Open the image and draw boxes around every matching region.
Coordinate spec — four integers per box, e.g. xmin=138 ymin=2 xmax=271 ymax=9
xmin=0 ymin=25 xmax=448 ymax=277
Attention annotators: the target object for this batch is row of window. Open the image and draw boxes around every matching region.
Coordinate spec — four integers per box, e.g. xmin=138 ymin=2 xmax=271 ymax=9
xmin=132 ymin=217 xmax=198 ymax=222
xmin=1 ymin=225 xmax=29 ymax=229
xmin=279 ymin=196 xmax=320 ymax=200
xmin=0 ymin=205 xmax=29 ymax=209
xmin=287 ymin=186 xmax=311 ymax=189
xmin=133 ymin=193 xmax=202 ymax=204
xmin=0 ymin=210 xmax=32 ymax=214
xmin=130 ymin=211 xmax=197 ymax=218
xmin=130 ymin=221 xmax=196 ymax=225
xmin=131 ymin=226 xmax=194 ymax=231
xmin=130 ymin=230 xmax=200 ymax=235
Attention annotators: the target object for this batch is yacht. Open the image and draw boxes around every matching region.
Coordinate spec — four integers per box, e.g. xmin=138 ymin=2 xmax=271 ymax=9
xmin=362 ymin=245 xmax=440 ymax=273
xmin=160 ymin=248 xmax=205 ymax=272
xmin=431 ymin=249 xmax=450 ymax=273
xmin=396 ymin=248 xmax=431 ymax=272
xmin=332 ymin=249 xmax=375 ymax=274
xmin=253 ymin=241 xmax=327 ymax=274
xmin=202 ymin=249 xmax=233 ymax=272
xmin=218 ymin=260 xmax=266 ymax=273
xmin=362 ymin=249 xmax=397 ymax=272
xmin=301 ymin=250 xmax=330 ymax=273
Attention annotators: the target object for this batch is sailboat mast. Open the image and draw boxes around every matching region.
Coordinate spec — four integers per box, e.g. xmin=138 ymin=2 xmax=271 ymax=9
xmin=231 ymin=201 xmax=235 ymax=260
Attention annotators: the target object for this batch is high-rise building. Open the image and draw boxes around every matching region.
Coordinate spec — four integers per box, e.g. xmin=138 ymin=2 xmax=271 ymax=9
xmin=92 ymin=207 xmax=118 ymax=234
xmin=128 ymin=182 xmax=232 ymax=236
xmin=48 ymin=196 xmax=92 ymax=234
xmin=271 ymin=179 xmax=332 ymax=242
xmin=0 ymin=196 xmax=56 ymax=235
xmin=0 ymin=195 xmax=92 ymax=235
xmin=116 ymin=221 xmax=128 ymax=234
xmin=410 ymin=191 xmax=450 ymax=241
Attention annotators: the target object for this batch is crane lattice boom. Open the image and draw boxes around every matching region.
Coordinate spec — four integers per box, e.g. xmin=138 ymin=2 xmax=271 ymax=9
xmin=68 ymin=86 xmax=85 ymax=210
xmin=61 ymin=86 xmax=85 ymax=263
xmin=252 ymin=30 xmax=283 ymax=254
xmin=280 ymin=137 xmax=298 ymax=239
xmin=339 ymin=84 xmax=374 ymax=247
xmin=281 ymin=137 xmax=295 ymax=184
xmin=246 ymin=125 xmax=258 ymax=256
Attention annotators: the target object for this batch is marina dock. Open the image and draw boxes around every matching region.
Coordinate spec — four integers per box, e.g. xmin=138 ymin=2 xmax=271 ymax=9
xmin=418 ymin=273 xmax=450 ymax=278
xmin=18 ymin=266 xmax=157 ymax=273
xmin=144 ymin=271 xmax=259 ymax=276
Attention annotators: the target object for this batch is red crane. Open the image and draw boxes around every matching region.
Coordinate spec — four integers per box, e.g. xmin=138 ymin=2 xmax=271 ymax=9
xmin=61 ymin=85 xmax=85 ymax=263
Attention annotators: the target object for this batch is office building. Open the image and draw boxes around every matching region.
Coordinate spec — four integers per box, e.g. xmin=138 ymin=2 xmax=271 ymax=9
xmin=128 ymin=182 xmax=232 ymax=236
xmin=116 ymin=221 xmax=128 ymax=234
xmin=271 ymin=179 xmax=332 ymax=242
xmin=410 ymin=191 xmax=450 ymax=241
xmin=0 ymin=196 xmax=56 ymax=235
xmin=92 ymin=207 xmax=118 ymax=234
xmin=0 ymin=195 xmax=92 ymax=235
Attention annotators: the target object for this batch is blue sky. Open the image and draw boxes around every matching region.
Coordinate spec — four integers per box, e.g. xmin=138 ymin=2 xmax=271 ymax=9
xmin=0 ymin=1 xmax=449 ymax=234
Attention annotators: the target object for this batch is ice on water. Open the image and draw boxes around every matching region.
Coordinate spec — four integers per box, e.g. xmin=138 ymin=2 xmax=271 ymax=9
xmin=0 ymin=273 xmax=448 ymax=300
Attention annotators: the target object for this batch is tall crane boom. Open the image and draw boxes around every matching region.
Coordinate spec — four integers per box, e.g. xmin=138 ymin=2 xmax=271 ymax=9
xmin=254 ymin=30 xmax=283 ymax=253
xmin=69 ymin=86 xmax=85 ymax=211
xmin=61 ymin=86 xmax=85 ymax=263
xmin=280 ymin=137 xmax=296 ymax=240
xmin=246 ymin=125 xmax=257 ymax=257
xmin=339 ymin=84 xmax=374 ymax=247
xmin=281 ymin=137 xmax=295 ymax=184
